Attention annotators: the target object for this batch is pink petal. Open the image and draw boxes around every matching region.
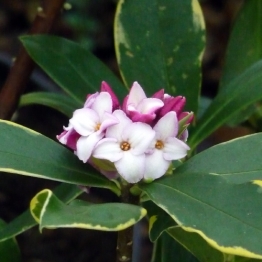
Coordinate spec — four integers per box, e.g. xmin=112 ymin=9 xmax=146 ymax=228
xmin=57 ymin=124 xmax=80 ymax=150
xmin=144 ymin=150 xmax=170 ymax=181
xmin=163 ymin=137 xmax=190 ymax=161
xmin=154 ymin=112 xmax=178 ymax=139
xmin=91 ymin=92 xmax=113 ymax=118
xmin=76 ymin=132 xmax=103 ymax=162
xmin=127 ymin=82 xmax=146 ymax=107
xmin=65 ymin=130 xmax=80 ymax=150
xmin=171 ymin=97 xmax=186 ymax=116
xmin=152 ymin=89 xmax=164 ymax=99
xmin=123 ymin=122 xmax=155 ymax=154
xmin=93 ymin=138 xmax=123 ymax=162
xmin=70 ymin=108 xmax=99 ymax=136
xmin=115 ymin=151 xmax=145 ymax=183
xmin=128 ymin=111 xmax=155 ymax=123
xmin=159 ymin=96 xmax=185 ymax=117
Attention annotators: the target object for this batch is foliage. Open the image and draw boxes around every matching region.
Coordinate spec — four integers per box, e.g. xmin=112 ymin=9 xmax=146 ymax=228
xmin=1 ymin=0 xmax=262 ymax=261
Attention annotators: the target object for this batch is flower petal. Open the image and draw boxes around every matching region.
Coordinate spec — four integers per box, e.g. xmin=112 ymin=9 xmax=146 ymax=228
xmin=137 ymin=98 xmax=164 ymax=114
xmin=99 ymin=112 xmax=119 ymax=134
xmin=91 ymin=92 xmax=112 ymax=118
xmin=76 ymin=132 xmax=103 ymax=162
xmin=154 ymin=112 xmax=178 ymax=139
xmin=163 ymin=137 xmax=190 ymax=160
xmin=100 ymin=81 xmax=120 ymax=110
xmin=84 ymin=92 xmax=99 ymax=108
xmin=128 ymin=111 xmax=155 ymax=123
xmin=93 ymin=138 xmax=123 ymax=162
xmin=115 ymin=151 xmax=145 ymax=183
xmin=123 ymin=122 xmax=155 ymax=154
xmin=70 ymin=108 xmax=99 ymax=136
xmin=152 ymin=89 xmax=164 ymax=99
xmin=159 ymin=96 xmax=185 ymax=117
xmin=127 ymin=82 xmax=146 ymax=107
xmin=144 ymin=150 xmax=170 ymax=181
xmin=106 ymin=110 xmax=132 ymax=140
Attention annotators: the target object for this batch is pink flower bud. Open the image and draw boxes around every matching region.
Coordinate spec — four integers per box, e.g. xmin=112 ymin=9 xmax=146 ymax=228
xmin=159 ymin=96 xmax=186 ymax=117
xmin=152 ymin=89 xmax=164 ymax=99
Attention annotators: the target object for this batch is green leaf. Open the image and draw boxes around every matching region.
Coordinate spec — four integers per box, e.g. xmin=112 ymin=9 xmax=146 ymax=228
xmin=139 ymin=172 xmax=262 ymax=259
xmin=151 ymin=232 xmax=197 ymax=262
xmin=167 ymin=228 xmax=224 ymax=262
xmin=189 ymin=60 xmax=262 ymax=150
xmin=30 ymin=189 xmax=147 ymax=231
xmin=0 ymin=183 xmax=83 ymax=242
xmin=179 ymin=133 xmax=262 ymax=184
xmin=219 ymin=0 xmax=262 ymax=126
xmin=220 ymin=0 xmax=262 ymax=88
xmin=0 ymin=120 xmax=119 ymax=195
xmin=114 ymin=0 xmax=205 ymax=112
xmin=144 ymin=201 xmax=174 ymax=242
xmin=0 ymin=219 xmax=21 ymax=262
xmin=235 ymin=257 xmax=262 ymax=262
xmin=145 ymin=201 xmax=224 ymax=262
xmin=21 ymin=35 xmax=126 ymax=103
xmin=19 ymin=92 xmax=81 ymax=117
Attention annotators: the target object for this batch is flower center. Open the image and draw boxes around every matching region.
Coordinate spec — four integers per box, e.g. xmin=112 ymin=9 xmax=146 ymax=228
xmin=94 ymin=123 xmax=101 ymax=131
xmin=120 ymin=141 xmax=131 ymax=151
xmin=155 ymin=140 xmax=164 ymax=150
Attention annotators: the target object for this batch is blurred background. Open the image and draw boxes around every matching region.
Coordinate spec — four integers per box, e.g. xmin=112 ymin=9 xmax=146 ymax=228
xmin=0 ymin=0 xmax=247 ymax=261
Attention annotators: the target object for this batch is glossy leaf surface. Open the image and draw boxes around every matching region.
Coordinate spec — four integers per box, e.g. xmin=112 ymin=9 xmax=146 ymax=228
xmin=0 ymin=120 xmax=119 ymax=194
xmin=151 ymin=232 xmax=198 ymax=262
xmin=189 ymin=60 xmax=262 ymax=149
xmin=114 ymin=0 xmax=205 ymax=112
xmin=219 ymin=0 xmax=262 ymax=125
xmin=0 ymin=184 xmax=83 ymax=242
xmin=30 ymin=189 xmax=146 ymax=231
xmin=19 ymin=92 xmax=80 ymax=117
xmin=140 ymin=170 xmax=262 ymax=258
xmin=21 ymin=35 xmax=126 ymax=103
xmin=220 ymin=0 xmax=262 ymax=88
xmin=179 ymin=133 xmax=262 ymax=184
xmin=145 ymin=201 xmax=224 ymax=262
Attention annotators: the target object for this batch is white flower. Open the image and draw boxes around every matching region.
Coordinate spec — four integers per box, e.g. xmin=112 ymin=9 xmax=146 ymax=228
xmin=69 ymin=92 xmax=118 ymax=162
xmin=93 ymin=110 xmax=155 ymax=183
xmin=144 ymin=112 xmax=190 ymax=181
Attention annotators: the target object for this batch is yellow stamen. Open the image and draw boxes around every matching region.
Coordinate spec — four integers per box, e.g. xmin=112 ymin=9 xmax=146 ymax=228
xmin=120 ymin=141 xmax=131 ymax=151
xmin=155 ymin=140 xmax=164 ymax=149
xmin=95 ymin=123 xmax=101 ymax=131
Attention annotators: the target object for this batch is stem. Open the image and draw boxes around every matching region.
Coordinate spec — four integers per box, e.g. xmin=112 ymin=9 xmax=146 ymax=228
xmin=0 ymin=0 xmax=65 ymax=120
xmin=116 ymin=183 xmax=139 ymax=262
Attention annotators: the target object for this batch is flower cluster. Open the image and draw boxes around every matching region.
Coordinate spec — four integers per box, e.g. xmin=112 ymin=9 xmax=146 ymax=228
xmin=57 ymin=81 xmax=193 ymax=183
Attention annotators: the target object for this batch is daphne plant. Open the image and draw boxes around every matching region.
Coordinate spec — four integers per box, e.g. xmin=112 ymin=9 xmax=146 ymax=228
xmin=1 ymin=0 xmax=262 ymax=262
xmin=58 ymin=81 xmax=192 ymax=183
